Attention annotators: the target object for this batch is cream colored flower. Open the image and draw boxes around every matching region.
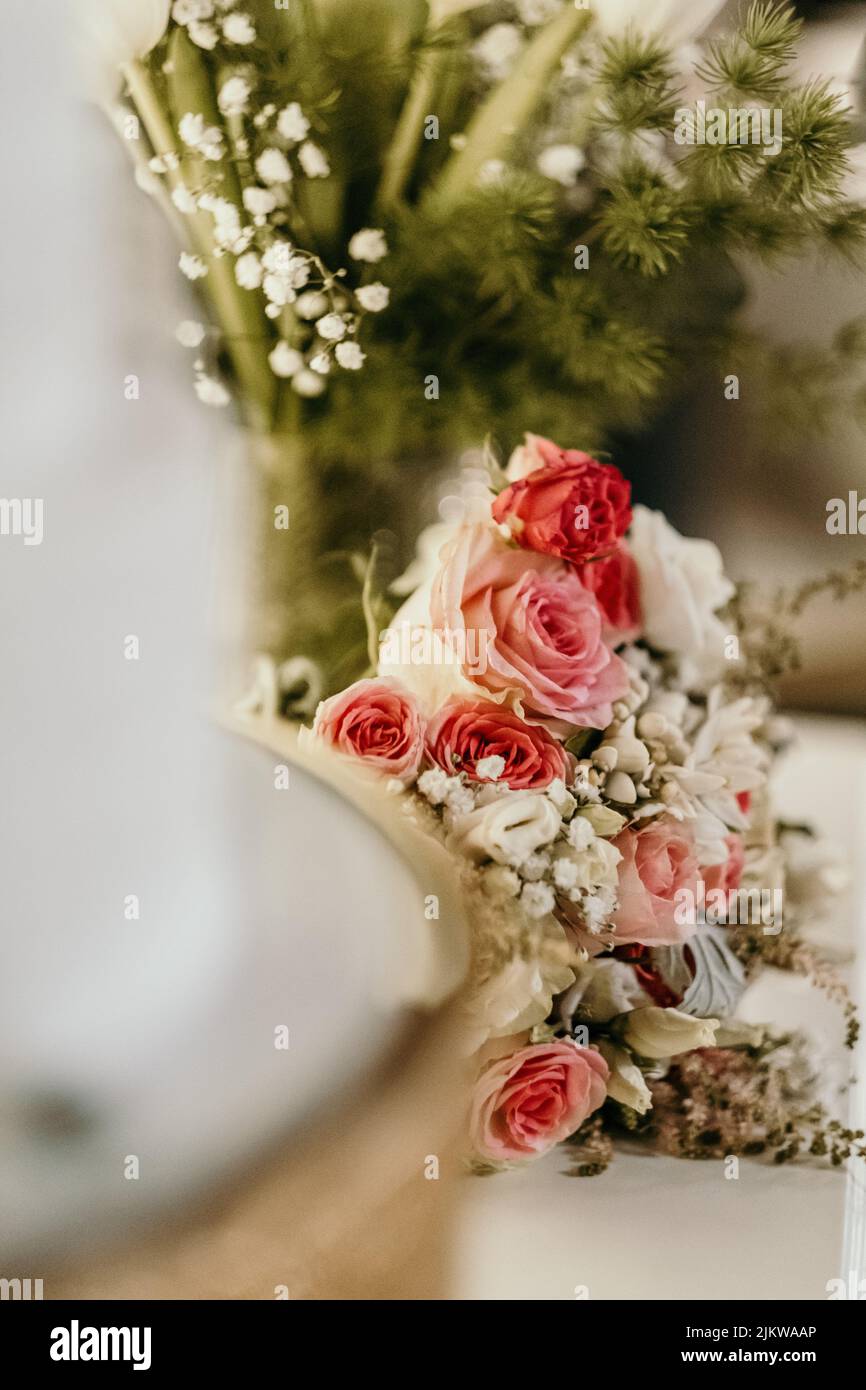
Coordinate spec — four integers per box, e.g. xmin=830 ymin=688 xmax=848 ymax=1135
xmin=622 ymin=1005 xmax=718 ymax=1059
xmin=597 ymin=1040 xmax=653 ymax=1114
xmin=561 ymin=958 xmax=648 ymax=1026
xmin=75 ymin=0 xmax=171 ymax=102
xmin=448 ymin=792 xmax=561 ymax=867
xmin=629 ymin=506 xmax=734 ymax=692
xmin=467 ymin=950 xmax=575 ymax=1046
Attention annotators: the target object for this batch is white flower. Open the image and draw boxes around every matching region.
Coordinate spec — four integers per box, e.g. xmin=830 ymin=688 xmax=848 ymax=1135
xmin=194 ymin=373 xmax=230 ymax=407
xmin=521 ymin=881 xmax=556 ymax=919
xmin=263 ymin=274 xmax=293 ymax=307
xmin=309 ymin=352 xmax=332 ymax=375
xmin=171 ymin=185 xmax=197 ymax=213
xmin=592 ymin=0 xmax=727 ymax=45
xmin=622 ymin=1006 xmax=719 ymax=1060
xmin=335 ymin=341 xmax=366 ymax=370
xmin=222 ymin=11 xmax=255 ymax=43
xmin=188 ymin=20 xmax=218 ymax=48
xmin=473 ymin=23 xmax=524 ymax=81
xmin=475 ymin=754 xmax=506 ymax=782
xmin=268 ymin=342 xmax=305 ymax=378
xmin=629 ymin=505 xmax=735 ymax=691
xmin=348 ymin=228 xmax=388 ymax=263
xmin=75 ymin=0 xmax=171 ymax=100
xmin=316 ymin=313 xmax=347 ymax=342
xmin=447 ymin=792 xmax=561 ymax=868
xmin=298 ymin=141 xmax=331 ymax=178
xmin=561 ymin=958 xmax=648 ymax=1027
xmin=295 ymin=290 xmax=330 ymax=320
xmin=179 ymin=111 xmax=224 ymax=159
xmin=175 ymin=319 xmax=206 ymax=347
xmin=596 ymin=1040 xmax=653 ymax=1114
xmin=292 ymin=369 xmax=328 ymax=398
xmin=234 ymin=252 xmax=262 ymax=289
xmin=277 ymin=102 xmax=310 ymax=143
xmin=218 ymin=76 xmax=251 ymax=116
xmin=537 ymin=143 xmax=586 ymax=187
xmin=552 ymin=836 xmax=621 ymax=897
xmin=242 ymin=186 xmax=277 ymax=217
xmin=467 ymin=947 xmax=574 ymax=1046
xmin=179 ymin=251 xmax=207 ymax=280
xmin=256 ymin=148 xmax=293 ymax=185
xmin=355 ymin=282 xmax=390 ymax=313
xmin=662 ymin=687 xmax=768 ymax=864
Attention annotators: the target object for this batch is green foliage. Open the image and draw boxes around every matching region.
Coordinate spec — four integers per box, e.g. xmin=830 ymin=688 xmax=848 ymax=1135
xmin=695 ymin=1 xmax=802 ymax=100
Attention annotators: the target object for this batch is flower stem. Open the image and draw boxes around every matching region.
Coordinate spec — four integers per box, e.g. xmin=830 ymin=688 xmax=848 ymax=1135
xmin=428 ymin=6 xmax=592 ymax=210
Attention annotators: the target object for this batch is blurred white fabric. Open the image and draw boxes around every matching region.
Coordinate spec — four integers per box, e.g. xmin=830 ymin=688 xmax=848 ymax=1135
xmin=0 ymin=3 xmax=433 ymax=1256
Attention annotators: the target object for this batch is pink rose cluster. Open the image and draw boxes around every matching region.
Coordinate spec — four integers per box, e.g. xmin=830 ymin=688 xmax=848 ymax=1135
xmin=309 ymin=436 xmax=745 ymax=1166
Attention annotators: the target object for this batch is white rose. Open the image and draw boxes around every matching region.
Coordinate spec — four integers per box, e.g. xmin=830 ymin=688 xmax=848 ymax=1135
xmin=622 ymin=1005 xmax=719 ymax=1059
xmin=447 ymin=792 xmax=561 ymax=867
xmin=467 ymin=951 xmax=574 ymax=1047
xmin=629 ymin=505 xmax=735 ymax=690
xmin=597 ymin=1040 xmax=653 ymax=1114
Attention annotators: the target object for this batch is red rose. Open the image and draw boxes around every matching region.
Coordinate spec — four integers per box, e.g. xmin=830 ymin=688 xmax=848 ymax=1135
xmin=491 ymin=434 xmax=632 ymax=565
xmin=425 ymin=697 xmax=573 ymax=790
xmin=701 ymin=834 xmax=746 ymax=896
xmin=574 ymin=542 xmax=641 ymax=643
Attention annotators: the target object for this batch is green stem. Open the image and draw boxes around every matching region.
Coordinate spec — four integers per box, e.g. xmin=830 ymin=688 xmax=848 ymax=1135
xmin=428 ymin=6 xmax=592 ymax=210
xmin=377 ymin=37 xmax=451 ymax=212
xmin=123 ymin=51 xmax=275 ymax=432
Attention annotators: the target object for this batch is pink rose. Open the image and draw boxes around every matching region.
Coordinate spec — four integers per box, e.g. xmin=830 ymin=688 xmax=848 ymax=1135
xmin=429 ymin=523 xmax=629 ymax=733
xmin=701 ymin=833 xmax=745 ymax=895
xmin=425 ymin=697 xmax=573 ymax=790
xmin=471 ymin=1041 xmax=609 ymax=1163
xmin=574 ymin=542 xmax=642 ymax=645
xmin=312 ymin=677 xmax=424 ymax=778
xmin=492 ymin=435 xmax=632 ymax=566
xmin=609 ymin=817 xmax=700 ymax=947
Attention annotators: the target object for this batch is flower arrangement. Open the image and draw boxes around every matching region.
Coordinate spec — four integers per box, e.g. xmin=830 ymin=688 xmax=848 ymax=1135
xmin=79 ymin=0 xmax=866 ymax=693
xmin=304 ymin=433 xmax=866 ymax=1172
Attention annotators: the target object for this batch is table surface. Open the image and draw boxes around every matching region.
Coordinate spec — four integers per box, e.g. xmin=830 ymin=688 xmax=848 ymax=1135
xmin=456 ymin=717 xmax=866 ymax=1300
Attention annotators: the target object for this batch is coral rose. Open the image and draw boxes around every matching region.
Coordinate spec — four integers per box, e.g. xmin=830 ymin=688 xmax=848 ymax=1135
xmin=425 ymin=697 xmax=573 ymax=789
xmin=429 ymin=522 xmax=629 ymax=733
xmin=574 ymin=542 xmax=641 ymax=644
xmin=471 ymin=1040 xmax=608 ymax=1163
xmin=701 ymin=833 xmax=745 ymax=896
xmin=492 ymin=434 xmax=632 ymax=565
xmin=311 ymin=677 xmax=424 ymax=778
xmin=610 ymin=816 xmax=700 ymax=947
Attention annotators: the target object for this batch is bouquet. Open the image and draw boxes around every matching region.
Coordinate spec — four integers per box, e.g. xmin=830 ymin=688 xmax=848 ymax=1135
xmin=78 ymin=0 xmax=866 ymax=697
xmin=304 ymin=433 xmax=866 ymax=1172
